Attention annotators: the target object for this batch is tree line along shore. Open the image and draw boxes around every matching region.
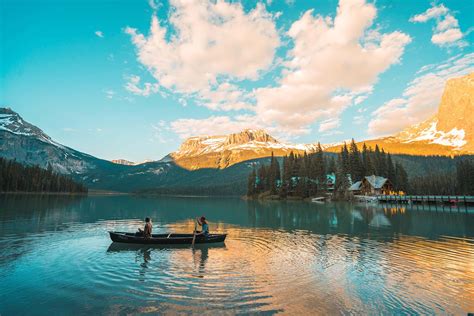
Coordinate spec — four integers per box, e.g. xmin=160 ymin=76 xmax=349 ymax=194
xmin=0 ymin=158 xmax=87 ymax=194
xmin=246 ymin=140 xmax=474 ymax=200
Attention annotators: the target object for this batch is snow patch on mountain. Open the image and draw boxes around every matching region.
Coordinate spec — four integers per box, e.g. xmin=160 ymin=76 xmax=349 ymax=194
xmin=399 ymin=119 xmax=466 ymax=148
xmin=0 ymin=107 xmax=98 ymax=174
xmin=173 ymin=129 xmax=320 ymax=158
xmin=0 ymin=108 xmax=66 ymax=148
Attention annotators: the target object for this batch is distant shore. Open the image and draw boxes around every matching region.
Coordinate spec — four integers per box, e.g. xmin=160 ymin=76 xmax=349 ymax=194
xmin=0 ymin=191 xmax=242 ymax=198
xmin=0 ymin=190 xmax=128 ymax=196
xmin=244 ymin=191 xmax=331 ymax=202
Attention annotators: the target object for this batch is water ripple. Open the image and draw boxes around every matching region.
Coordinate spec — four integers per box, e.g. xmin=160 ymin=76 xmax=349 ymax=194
xmin=1 ymin=208 xmax=474 ymax=314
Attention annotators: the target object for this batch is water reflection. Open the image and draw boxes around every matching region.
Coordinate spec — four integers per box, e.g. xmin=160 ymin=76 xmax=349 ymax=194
xmin=1 ymin=194 xmax=472 ymax=239
xmin=106 ymin=242 xmax=225 ymax=281
xmin=1 ymin=195 xmax=474 ymax=314
xmin=192 ymin=247 xmax=208 ymax=278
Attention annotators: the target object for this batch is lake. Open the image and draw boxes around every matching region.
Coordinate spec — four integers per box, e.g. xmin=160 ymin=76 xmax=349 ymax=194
xmin=1 ymin=194 xmax=473 ymax=315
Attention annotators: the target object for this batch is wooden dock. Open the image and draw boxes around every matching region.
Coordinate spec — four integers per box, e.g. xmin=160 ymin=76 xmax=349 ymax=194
xmin=376 ymin=195 xmax=474 ymax=205
xmin=354 ymin=195 xmax=378 ymax=203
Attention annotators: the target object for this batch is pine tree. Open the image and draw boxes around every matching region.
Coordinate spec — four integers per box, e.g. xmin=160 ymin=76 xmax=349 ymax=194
xmin=281 ymin=156 xmax=292 ymax=196
xmin=349 ymin=139 xmax=363 ymax=181
xmin=295 ymin=159 xmax=308 ymax=197
xmin=341 ymin=143 xmax=350 ymax=178
xmin=387 ymin=154 xmax=396 ymax=185
xmin=334 ymin=155 xmax=350 ymax=199
xmin=247 ymin=168 xmax=257 ymax=196
xmin=0 ymin=157 xmax=87 ymax=193
xmin=268 ymin=152 xmax=281 ymax=194
xmin=374 ymin=145 xmax=382 ymax=175
xmin=394 ymin=162 xmax=408 ymax=193
xmin=317 ymin=143 xmax=326 ymax=192
xmin=457 ymin=159 xmax=474 ymax=194
xmin=327 ymin=156 xmax=336 ymax=174
xmin=362 ymin=143 xmax=375 ymax=176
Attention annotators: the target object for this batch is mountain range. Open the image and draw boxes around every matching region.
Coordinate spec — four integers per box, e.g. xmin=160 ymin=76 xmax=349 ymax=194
xmin=168 ymin=72 xmax=473 ymax=168
xmin=0 ymin=107 xmax=263 ymax=193
xmin=0 ymin=73 xmax=472 ymax=193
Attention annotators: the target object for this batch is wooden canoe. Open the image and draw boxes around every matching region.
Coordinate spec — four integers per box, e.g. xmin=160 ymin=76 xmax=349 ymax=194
xmin=109 ymin=231 xmax=227 ymax=245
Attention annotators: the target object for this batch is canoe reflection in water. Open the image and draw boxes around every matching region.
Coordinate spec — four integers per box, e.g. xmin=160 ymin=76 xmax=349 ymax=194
xmin=106 ymin=243 xmax=226 ymax=280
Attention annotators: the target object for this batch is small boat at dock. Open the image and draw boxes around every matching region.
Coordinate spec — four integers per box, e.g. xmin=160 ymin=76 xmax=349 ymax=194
xmin=311 ymin=197 xmax=327 ymax=203
xmin=109 ymin=231 xmax=227 ymax=245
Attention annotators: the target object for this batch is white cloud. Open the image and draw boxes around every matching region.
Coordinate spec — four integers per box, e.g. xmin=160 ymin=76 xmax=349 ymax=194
xmin=128 ymin=0 xmax=411 ymax=139
xmin=124 ymin=75 xmax=159 ymax=97
xmin=353 ymin=115 xmax=365 ymax=125
xmin=104 ymin=89 xmax=115 ymax=99
xmin=410 ymin=3 xmax=465 ymax=47
xmin=319 ymin=118 xmax=341 ymax=132
xmin=125 ymin=0 xmax=279 ymax=99
xmin=431 ymin=28 xmax=463 ymax=45
xmin=95 ymin=31 xmax=104 ymax=38
xmin=197 ymin=82 xmax=253 ymax=111
xmin=436 ymin=14 xmax=458 ymax=31
xmin=170 ymin=115 xmax=261 ymax=139
xmin=354 ymin=95 xmax=368 ymax=105
xmin=368 ymin=53 xmax=474 ymax=136
xmin=252 ymin=0 xmax=411 ymax=134
xmin=148 ymin=0 xmax=159 ymax=11
xmin=410 ymin=4 xmax=448 ymax=23
xmin=151 ymin=120 xmax=170 ymax=143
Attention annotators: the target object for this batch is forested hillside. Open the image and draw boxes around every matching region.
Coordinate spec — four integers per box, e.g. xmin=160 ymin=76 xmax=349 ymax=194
xmin=0 ymin=158 xmax=88 ymax=193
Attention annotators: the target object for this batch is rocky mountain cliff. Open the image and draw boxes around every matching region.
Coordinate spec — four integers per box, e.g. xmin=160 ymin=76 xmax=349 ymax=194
xmin=111 ymin=159 xmax=137 ymax=166
xmin=326 ymin=72 xmax=474 ymax=155
xmin=170 ymin=129 xmax=318 ymax=170
xmin=0 ymin=108 xmax=100 ymax=174
xmin=395 ymin=72 xmax=473 ymax=152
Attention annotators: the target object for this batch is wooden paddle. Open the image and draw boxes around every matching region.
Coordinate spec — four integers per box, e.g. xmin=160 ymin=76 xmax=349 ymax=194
xmin=191 ymin=220 xmax=197 ymax=247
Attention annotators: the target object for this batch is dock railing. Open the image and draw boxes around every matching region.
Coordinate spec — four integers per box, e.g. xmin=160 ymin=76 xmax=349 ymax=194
xmin=376 ymin=195 xmax=474 ymax=205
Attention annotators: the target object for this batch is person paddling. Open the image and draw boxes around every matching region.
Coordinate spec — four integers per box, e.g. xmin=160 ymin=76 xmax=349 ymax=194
xmin=137 ymin=217 xmax=152 ymax=239
xmin=195 ymin=216 xmax=209 ymax=236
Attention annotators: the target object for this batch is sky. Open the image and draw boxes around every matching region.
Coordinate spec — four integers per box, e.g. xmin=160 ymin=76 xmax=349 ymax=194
xmin=1 ymin=0 xmax=473 ymax=162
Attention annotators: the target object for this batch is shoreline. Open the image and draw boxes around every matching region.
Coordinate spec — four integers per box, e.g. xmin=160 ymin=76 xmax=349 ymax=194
xmin=0 ymin=190 xmax=128 ymax=196
xmin=0 ymin=191 xmax=241 ymax=198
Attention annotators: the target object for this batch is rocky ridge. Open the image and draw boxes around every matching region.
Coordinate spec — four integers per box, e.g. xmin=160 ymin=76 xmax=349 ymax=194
xmin=111 ymin=159 xmax=137 ymax=166
xmin=170 ymin=129 xmax=319 ymax=169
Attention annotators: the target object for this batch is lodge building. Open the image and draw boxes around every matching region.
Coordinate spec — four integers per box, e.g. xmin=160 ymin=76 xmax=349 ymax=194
xmin=348 ymin=175 xmax=393 ymax=196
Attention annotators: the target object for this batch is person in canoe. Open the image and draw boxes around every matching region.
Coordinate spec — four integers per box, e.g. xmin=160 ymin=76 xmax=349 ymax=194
xmin=195 ymin=216 xmax=209 ymax=236
xmin=137 ymin=217 xmax=152 ymax=238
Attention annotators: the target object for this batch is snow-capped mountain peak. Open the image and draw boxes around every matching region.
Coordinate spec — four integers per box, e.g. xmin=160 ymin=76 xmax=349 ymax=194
xmin=396 ymin=117 xmax=467 ymax=148
xmin=171 ymin=129 xmax=321 ymax=169
xmin=0 ymin=107 xmax=59 ymax=146
xmin=174 ymin=129 xmax=317 ymax=157
xmin=0 ymin=107 xmax=95 ymax=174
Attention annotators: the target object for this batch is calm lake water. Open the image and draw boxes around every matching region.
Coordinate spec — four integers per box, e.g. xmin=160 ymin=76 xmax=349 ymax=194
xmin=1 ymin=194 xmax=473 ymax=315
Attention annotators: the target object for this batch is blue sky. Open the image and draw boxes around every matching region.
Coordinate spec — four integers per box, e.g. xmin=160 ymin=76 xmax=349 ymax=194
xmin=1 ymin=0 xmax=473 ymax=162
